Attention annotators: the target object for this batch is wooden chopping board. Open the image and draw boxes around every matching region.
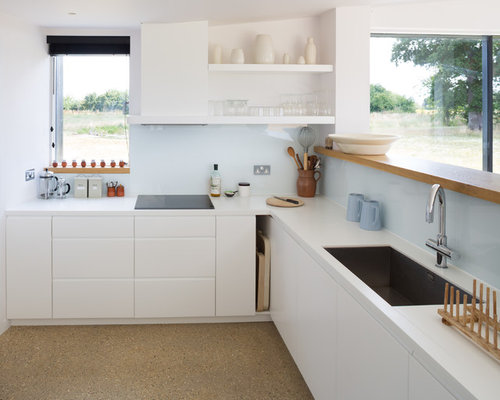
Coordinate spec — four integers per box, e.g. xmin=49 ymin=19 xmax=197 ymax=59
xmin=266 ymin=197 xmax=304 ymax=207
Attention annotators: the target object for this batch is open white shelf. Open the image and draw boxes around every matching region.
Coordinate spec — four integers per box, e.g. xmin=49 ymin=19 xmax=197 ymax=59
xmin=208 ymin=64 xmax=334 ymax=73
xmin=128 ymin=115 xmax=335 ymax=125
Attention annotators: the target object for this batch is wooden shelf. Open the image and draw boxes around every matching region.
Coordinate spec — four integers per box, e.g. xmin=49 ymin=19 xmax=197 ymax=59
xmin=48 ymin=167 xmax=130 ymax=174
xmin=208 ymin=64 xmax=334 ymax=73
xmin=315 ymin=146 xmax=500 ymax=205
xmin=128 ymin=115 xmax=335 ymax=125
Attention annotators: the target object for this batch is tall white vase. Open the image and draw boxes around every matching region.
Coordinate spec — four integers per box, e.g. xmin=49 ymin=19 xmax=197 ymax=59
xmin=305 ymin=37 xmax=317 ymax=65
xmin=254 ymin=34 xmax=275 ymax=64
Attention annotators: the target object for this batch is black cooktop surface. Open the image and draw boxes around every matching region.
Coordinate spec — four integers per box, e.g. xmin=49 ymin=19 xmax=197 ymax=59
xmin=134 ymin=195 xmax=214 ymax=210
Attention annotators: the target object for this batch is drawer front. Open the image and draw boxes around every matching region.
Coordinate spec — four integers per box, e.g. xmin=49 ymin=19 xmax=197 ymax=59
xmin=135 ymin=279 xmax=215 ymax=318
xmin=53 ymin=239 xmax=134 ymax=278
xmin=53 ymin=279 xmax=134 ymax=318
xmin=135 ymin=238 xmax=215 ymax=278
xmin=53 ymin=216 xmax=134 ymax=238
xmin=135 ymin=216 xmax=215 ymax=238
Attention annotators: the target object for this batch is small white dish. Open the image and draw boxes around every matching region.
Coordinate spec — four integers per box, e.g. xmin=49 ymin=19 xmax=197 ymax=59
xmin=330 ymin=134 xmax=399 ymax=155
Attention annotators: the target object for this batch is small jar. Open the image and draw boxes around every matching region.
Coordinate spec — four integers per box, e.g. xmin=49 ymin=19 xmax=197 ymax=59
xmin=81 ymin=159 xmax=86 ymax=168
xmin=91 ymin=159 xmax=96 ymax=168
xmin=52 ymin=160 xmax=58 ymax=168
xmin=100 ymin=159 xmax=106 ymax=168
xmin=72 ymin=160 xmax=77 ymax=167
xmin=110 ymin=160 xmax=116 ymax=168
xmin=238 ymin=182 xmax=251 ymax=197
xmin=61 ymin=160 xmax=67 ymax=168
xmin=116 ymin=184 xmax=125 ymax=197
xmin=107 ymin=186 xmax=116 ymax=197
xmin=119 ymin=160 xmax=125 ymax=168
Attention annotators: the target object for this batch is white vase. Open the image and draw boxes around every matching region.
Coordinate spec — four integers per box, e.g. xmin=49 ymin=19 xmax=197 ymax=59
xmin=230 ymin=48 xmax=245 ymax=64
xmin=297 ymin=56 xmax=305 ymax=65
xmin=305 ymin=37 xmax=317 ymax=64
xmin=283 ymin=53 xmax=290 ymax=64
xmin=213 ymin=45 xmax=222 ymax=64
xmin=254 ymin=34 xmax=275 ymax=64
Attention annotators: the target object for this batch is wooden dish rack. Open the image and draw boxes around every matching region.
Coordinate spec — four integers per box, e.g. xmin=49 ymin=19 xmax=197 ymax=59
xmin=438 ymin=279 xmax=500 ymax=361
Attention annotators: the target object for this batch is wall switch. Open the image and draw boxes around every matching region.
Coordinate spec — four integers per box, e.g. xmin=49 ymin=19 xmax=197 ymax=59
xmin=25 ymin=169 xmax=35 ymax=181
xmin=254 ymin=165 xmax=271 ymax=175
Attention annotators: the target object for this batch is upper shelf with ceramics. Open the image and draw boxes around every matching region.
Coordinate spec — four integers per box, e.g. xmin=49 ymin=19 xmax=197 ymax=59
xmin=132 ymin=17 xmax=336 ymax=126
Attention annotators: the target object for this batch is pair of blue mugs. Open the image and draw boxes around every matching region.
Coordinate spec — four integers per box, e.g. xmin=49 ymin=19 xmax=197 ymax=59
xmin=346 ymin=193 xmax=382 ymax=231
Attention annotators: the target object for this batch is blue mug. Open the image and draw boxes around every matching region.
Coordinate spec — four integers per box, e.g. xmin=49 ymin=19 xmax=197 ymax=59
xmin=360 ymin=200 xmax=382 ymax=231
xmin=346 ymin=193 xmax=364 ymax=222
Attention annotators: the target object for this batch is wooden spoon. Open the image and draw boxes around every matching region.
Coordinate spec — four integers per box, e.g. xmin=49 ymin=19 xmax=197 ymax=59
xmin=287 ymin=146 xmax=301 ymax=169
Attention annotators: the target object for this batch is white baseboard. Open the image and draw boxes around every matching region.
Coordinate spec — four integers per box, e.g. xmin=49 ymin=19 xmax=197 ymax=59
xmin=10 ymin=312 xmax=272 ymax=326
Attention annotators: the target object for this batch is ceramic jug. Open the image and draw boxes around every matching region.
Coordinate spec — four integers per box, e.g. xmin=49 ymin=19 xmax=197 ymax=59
xmin=297 ymin=169 xmax=321 ymax=197
xmin=254 ymin=34 xmax=275 ymax=64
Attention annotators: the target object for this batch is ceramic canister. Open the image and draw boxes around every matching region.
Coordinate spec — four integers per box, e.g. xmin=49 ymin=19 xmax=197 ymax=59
xmin=230 ymin=48 xmax=245 ymax=64
xmin=254 ymin=34 xmax=275 ymax=64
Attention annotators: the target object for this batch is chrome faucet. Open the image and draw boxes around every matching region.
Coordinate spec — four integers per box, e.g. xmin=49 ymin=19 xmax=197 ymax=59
xmin=425 ymin=184 xmax=455 ymax=268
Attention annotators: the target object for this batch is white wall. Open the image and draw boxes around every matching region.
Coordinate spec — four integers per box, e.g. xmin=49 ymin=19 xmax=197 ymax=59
xmin=0 ymin=13 xmax=50 ymax=334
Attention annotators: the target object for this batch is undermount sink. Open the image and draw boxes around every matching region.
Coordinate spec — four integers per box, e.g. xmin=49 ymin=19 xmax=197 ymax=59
xmin=324 ymin=246 xmax=471 ymax=306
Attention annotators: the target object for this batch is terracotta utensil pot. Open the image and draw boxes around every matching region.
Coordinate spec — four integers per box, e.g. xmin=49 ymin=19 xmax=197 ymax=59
xmin=297 ymin=169 xmax=321 ymax=197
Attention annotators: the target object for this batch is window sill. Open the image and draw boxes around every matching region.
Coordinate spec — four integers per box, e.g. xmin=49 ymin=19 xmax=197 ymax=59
xmin=48 ymin=167 xmax=130 ymax=174
xmin=314 ymin=146 xmax=500 ymax=205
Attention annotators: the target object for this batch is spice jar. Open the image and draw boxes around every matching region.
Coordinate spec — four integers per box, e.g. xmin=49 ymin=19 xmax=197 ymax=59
xmin=61 ymin=160 xmax=67 ymax=167
xmin=72 ymin=160 xmax=77 ymax=168
xmin=116 ymin=184 xmax=125 ymax=197
xmin=81 ymin=159 xmax=86 ymax=168
xmin=52 ymin=160 xmax=58 ymax=168
xmin=119 ymin=160 xmax=125 ymax=168
xmin=91 ymin=159 xmax=96 ymax=168
xmin=100 ymin=160 xmax=106 ymax=168
xmin=110 ymin=160 xmax=116 ymax=168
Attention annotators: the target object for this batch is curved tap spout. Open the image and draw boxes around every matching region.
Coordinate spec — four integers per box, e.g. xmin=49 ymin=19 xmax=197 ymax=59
xmin=425 ymin=184 xmax=451 ymax=268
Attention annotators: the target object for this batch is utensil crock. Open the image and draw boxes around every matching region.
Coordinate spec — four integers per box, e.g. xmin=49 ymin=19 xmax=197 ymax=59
xmin=297 ymin=169 xmax=321 ymax=197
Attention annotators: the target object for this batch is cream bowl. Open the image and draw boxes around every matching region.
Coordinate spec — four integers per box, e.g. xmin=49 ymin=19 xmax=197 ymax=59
xmin=330 ymin=134 xmax=399 ymax=155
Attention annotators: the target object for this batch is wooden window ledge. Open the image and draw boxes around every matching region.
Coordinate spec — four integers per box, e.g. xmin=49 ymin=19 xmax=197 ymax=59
xmin=314 ymin=146 xmax=500 ymax=205
xmin=48 ymin=167 xmax=130 ymax=174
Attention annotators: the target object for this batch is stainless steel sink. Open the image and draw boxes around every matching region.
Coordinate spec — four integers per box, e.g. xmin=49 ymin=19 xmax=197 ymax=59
xmin=324 ymin=246 xmax=471 ymax=306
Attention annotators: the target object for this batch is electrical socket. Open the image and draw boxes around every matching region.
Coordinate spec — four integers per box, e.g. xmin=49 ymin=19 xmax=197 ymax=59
xmin=253 ymin=165 xmax=271 ymax=175
xmin=25 ymin=169 xmax=35 ymax=181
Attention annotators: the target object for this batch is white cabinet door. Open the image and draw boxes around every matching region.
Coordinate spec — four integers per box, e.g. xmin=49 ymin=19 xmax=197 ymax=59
xmin=296 ymin=259 xmax=337 ymax=400
xmin=268 ymin=217 xmax=337 ymax=400
xmin=6 ymin=216 xmax=52 ymax=319
xmin=409 ymin=357 xmax=456 ymax=400
xmin=337 ymin=288 xmax=409 ymax=400
xmin=135 ymin=238 xmax=215 ymax=278
xmin=135 ymin=278 xmax=215 ymax=318
xmin=216 ymin=216 xmax=255 ymax=316
xmin=53 ymin=238 xmax=134 ymax=278
xmin=53 ymin=279 xmax=134 ymax=318
xmin=141 ymin=21 xmax=208 ymax=116
xmin=135 ymin=216 xmax=215 ymax=238
xmin=52 ymin=216 xmax=133 ymax=238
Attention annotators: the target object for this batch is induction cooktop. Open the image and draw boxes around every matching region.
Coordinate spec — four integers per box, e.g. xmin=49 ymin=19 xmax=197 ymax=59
xmin=134 ymin=195 xmax=214 ymax=210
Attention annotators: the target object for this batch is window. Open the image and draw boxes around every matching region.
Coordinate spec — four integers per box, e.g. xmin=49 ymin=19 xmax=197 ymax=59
xmin=48 ymin=36 xmax=130 ymax=165
xmin=370 ymin=35 xmax=499 ymax=173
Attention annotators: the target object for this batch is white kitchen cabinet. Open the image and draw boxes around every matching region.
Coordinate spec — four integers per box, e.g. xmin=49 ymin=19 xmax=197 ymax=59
xmin=135 ymin=279 xmax=215 ymax=318
xmin=267 ymin=217 xmax=337 ymax=400
xmin=135 ymin=216 xmax=216 ymax=318
xmin=141 ymin=21 xmax=208 ymax=116
xmin=215 ymin=216 xmax=255 ymax=316
xmin=337 ymin=288 xmax=409 ymax=400
xmin=135 ymin=238 xmax=215 ymax=278
xmin=6 ymin=216 xmax=52 ymax=319
xmin=53 ymin=279 xmax=134 ymax=318
xmin=409 ymin=357 xmax=456 ymax=400
xmin=52 ymin=216 xmax=134 ymax=318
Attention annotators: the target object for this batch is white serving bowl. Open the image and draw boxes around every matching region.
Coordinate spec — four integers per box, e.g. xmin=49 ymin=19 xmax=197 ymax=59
xmin=330 ymin=134 xmax=399 ymax=155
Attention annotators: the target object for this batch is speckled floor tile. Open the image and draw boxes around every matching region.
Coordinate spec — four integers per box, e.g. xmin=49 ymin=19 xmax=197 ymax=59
xmin=0 ymin=322 xmax=313 ymax=400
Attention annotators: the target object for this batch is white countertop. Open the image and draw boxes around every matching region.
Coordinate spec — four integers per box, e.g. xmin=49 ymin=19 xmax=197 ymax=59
xmin=6 ymin=195 xmax=500 ymax=398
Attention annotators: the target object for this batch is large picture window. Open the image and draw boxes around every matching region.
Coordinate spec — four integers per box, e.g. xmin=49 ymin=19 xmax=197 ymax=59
xmin=370 ymin=35 xmax=500 ymax=173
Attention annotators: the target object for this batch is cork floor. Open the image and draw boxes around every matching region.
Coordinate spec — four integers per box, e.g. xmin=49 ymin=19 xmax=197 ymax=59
xmin=0 ymin=322 xmax=313 ymax=400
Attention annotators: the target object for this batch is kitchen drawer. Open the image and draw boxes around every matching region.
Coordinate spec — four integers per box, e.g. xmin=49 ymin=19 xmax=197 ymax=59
xmin=135 ymin=216 xmax=215 ymax=238
xmin=135 ymin=278 xmax=215 ymax=318
xmin=53 ymin=279 xmax=134 ymax=318
xmin=53 ymin=239 xmax=134 ymax=278
xmin=52 ymin=216 xmax=134 ymax=238
xmin=135 ymin=238 xmax=215 ymax=277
